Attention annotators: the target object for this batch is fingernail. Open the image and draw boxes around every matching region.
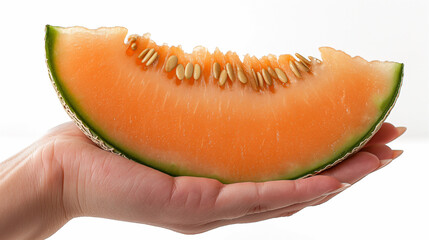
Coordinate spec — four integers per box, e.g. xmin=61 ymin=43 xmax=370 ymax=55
xmin=323 ymin=183 xmax=351 ymax=196
xmin=378 ymin=150 xmax=402 ymax=170
xmin=396 ymin=127 xmax=407 ymax=137
xmin=378 ymin=159 xmax=393 ymax=169
xmin=392 ymin=150 xmax=404 ymax=159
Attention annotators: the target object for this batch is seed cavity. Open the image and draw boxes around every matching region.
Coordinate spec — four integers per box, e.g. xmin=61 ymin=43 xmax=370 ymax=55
xmin=289 ymin=61 xmax=301 ymax=78
xmin=185 ymin=63 xmax=194 ymax=79
xmin=237 ymin=67 xmax=248 ymax=84
xmin=295 ymin=53 xmax=311 ymax=66
xmin=257 ymin=72 xmax=264 ymax=87
xmin=142 ymin=48 xmax=155 ymax=63
xmin=262 ymin=69 xmax=273 ymax=86
xmin=128 ymin=34 xmax=318 ymax=89
xmin=267 ymin=67 xmax=278 ymax=79
xmin=226 ymin=63 xmax=235 ymax=81
xmin=219 ymin=70 xmax=227 ymax=86
xmin=275 ymin=68 xmax=288 ymax=83
xmin=131 ymin=43 xmax=137 ymax=50
xmin=213 ymin=62 xmax=221 ymax=79
xmin=176 ymin=64 xmax=185 ymax=80
xmin=146 ymin=52 xmax=158 ymax=66
xmin=165 ymin=55 xmax=178 ymax=72
xmin=193 ymin=64 xmax=201 ymax=80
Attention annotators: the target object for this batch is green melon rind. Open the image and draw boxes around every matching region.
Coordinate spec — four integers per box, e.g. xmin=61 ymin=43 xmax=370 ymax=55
xmin=45 ymin=25 xmax=403 ymax=183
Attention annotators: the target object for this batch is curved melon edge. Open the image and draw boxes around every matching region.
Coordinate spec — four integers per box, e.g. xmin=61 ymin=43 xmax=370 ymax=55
xmin=45 ymin=25 xmax=403 ymax=183
xmin=46 ymin=26 xmax=125 ymax=157
xmin=293 ymin=62 xmax=403 ymax=180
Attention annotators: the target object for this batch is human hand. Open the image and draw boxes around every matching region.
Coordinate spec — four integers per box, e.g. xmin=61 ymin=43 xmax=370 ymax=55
xmin=0 ymin=122 xmax=404 ymax=239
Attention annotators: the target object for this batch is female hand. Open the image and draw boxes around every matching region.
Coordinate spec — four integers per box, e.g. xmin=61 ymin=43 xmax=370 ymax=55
xmin=0 ymin=122 xmax=404 ymax=239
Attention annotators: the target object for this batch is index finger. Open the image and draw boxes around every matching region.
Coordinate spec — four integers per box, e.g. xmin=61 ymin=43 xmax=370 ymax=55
xmin=365 ymin=122 xmax=406 ymax=146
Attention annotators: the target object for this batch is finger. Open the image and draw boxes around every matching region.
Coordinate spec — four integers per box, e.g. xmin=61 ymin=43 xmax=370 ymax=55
xmin=213 ymin=175 xmax=342 ymax=220
xmin=227 ymin=186 xmax=346 ymax=224
xmin=45 ymin=122 xmax=93 ymax=143
xmin=45 ymin=122 xmax=80 ymax=135
xmin=362 ymin=144 xmax=393 ymax=160
xmin=201 ymin=189 xmax=345 ymax=231
xmin=320 ymin=151 xmax=380 ymax=184
xmin=316 ymin=150 xmax=387 ymax=207
xmin=313 ymin=147 xmax=403 ymax=208
xmin=365 ymin=123 xmax=406 ymax=146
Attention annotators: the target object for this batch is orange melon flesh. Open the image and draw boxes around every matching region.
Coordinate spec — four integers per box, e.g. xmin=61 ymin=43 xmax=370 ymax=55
xmin=45 ymin=26 xmax=403 ymax=183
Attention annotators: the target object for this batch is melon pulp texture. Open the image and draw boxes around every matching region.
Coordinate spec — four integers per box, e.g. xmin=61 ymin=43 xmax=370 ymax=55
xmin=45 ymin=25 xmax=403 ymax=183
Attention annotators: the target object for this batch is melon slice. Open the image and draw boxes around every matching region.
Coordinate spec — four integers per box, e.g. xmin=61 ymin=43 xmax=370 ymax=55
xmin=45 ymin=25 xmax=403 ymax=183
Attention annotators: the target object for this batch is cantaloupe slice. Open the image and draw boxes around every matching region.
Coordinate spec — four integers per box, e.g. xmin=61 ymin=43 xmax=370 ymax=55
xmin=45 ymin=25 xmax=403 ymax=183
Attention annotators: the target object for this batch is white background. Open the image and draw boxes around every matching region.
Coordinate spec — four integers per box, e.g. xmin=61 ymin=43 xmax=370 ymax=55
xmin=0 ymin=0 xmax=428 ymax=239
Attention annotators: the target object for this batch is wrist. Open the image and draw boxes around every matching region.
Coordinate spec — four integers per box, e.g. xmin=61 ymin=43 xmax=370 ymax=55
xmin=0 ymin=138 xmax=70 ymax=239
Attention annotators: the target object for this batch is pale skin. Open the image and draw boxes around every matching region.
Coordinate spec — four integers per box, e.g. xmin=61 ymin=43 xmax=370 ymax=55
xmin=0 ymin=122 xmax=405 ymax=239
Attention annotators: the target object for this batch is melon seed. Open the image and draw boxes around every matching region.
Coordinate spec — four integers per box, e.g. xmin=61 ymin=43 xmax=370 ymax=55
xmin=250 ymin=69 xmax=259 ymax=89
xmin=219 ymin=70 xmax=227 ymax=86
xmin=267 ymin=67 xmax=278 ymax=79
xmin=176 ymin=64 xmax=185 ymax=80
xmin=193 ymin=64 xmax=201 ymax=80
xmin=289 ymin=61 xmax=301 ymax=78
xmin=146 ymin=52 xmax=158 ymax=66
xmin=295 ymin=53 xmax=311 ymax=66
xmin=275 ymin=68 xmax=288 ymax=83
xmin=130 ymin=43 xmax=137 ymax=50
xmin=296 ymin=60 xmax=310 ymax=73
xmin=138 ymin=49 xmax=150 ymax=59
xmin=129 ymin=36 xmax=137 ymax=43
xmin=299 ymin=59 xmax=310 ymax=69
xmin=185 ymin=63 xmax=194 ymax=79
xmin=141 ymin=48 xmax=155 ymax=63
xmin=257 ymin=72 xmax=264 ymax=87
xmin=213 ymin=62 xmax=221 ymax=79
xmin=309 ymin=56 xmax=322 ymax=64
xmin=237 ymin=69 xmax=248 ymax=84
xmin=226 ymin=63 xmax=235 ymax=81
xmin=262 ymin=69 xmax=273 ymax=86
xmin=165 ymin=55 xmax=178 ymax=72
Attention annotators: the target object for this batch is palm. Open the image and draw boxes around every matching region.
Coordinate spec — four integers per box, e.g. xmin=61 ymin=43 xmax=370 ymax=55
xmin=47 ymin=122 xmax=402 ymax=233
